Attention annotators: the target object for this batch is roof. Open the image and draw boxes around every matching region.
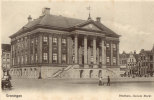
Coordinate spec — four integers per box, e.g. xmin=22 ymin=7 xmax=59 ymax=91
xmin=1 ymin=44 xmax=11 ymax=52
xmin=134 ymin=54 xmax=139 ymax=61
xmin=10 ymin=14 xmax=120 ymax=38
xmin=140 ymin=49 xmax=152 ymax=55
xmin=119 ymin=51 xmax=129 ymax=58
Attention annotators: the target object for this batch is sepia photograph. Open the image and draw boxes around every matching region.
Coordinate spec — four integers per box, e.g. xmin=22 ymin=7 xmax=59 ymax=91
xmin=0 ymin=0 xmax=154 ymax=100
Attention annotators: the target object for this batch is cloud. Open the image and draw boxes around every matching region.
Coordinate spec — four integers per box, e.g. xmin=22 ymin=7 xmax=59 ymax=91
xmin=103 ymin=21 xmax=154 ymax=53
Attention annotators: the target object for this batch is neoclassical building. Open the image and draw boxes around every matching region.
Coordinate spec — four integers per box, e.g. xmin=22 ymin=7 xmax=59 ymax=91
xmin=9 ymin=8 xmax=120 ymax=79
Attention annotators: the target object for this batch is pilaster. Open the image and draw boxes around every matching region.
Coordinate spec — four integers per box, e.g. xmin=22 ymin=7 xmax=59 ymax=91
xmin=116 ymin=43 xmax=119 ymax=66
xmin=110 ymin=42 xmax=113 ymax=66
xmin=39 ymin=34 xmax=42 ymax=63
xmin=33 ymin=38 xmax=35 ymax=64
xmin=49 ymin=35 xmax=52 ymax=63
xmin=67 ymin=37 xmax=70 ymax=64
xmin=27 ymin=35 xmax=31 ymax=64
xmin=58 ymin=35 xmax=62 ymax=64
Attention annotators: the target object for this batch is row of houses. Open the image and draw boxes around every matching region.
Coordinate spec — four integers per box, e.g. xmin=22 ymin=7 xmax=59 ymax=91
xmin=119 ymin=45 xmax=154 ymax=77
xmin=1 ymin=44 xmax=11 ymax=71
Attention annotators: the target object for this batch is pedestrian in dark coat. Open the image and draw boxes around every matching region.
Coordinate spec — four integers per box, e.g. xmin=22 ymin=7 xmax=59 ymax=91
xmin=107 ymin=76 xmax=110 ymax=86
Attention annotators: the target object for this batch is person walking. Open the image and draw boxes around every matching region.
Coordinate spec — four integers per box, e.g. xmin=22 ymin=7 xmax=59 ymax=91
xmin=98 ymin=77 xmax=102 ymax=86
xmin=107 ymin=76 xmax=110 ymax=86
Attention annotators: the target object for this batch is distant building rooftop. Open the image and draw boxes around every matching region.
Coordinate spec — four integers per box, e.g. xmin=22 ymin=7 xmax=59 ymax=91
xmin=1 ymin=44 xmax=11 ymax=52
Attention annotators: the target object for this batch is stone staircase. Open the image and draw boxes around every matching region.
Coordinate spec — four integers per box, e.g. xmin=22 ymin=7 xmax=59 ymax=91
xmin=52 ymin=65 xmax=73 ymax=78
xmin=102 ymin=68 xmax=120 ymax=78
xmin=52 ymin=64 xmax=120 ymax=79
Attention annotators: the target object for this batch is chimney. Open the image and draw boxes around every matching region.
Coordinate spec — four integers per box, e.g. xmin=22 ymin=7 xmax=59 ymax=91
xmin=96 ymin=17 xmax=101 ymax=22
xmin=42 ymin=7 xmax=50 ymax=15
xmin=28 ymin=15 xmax=32 ymax=22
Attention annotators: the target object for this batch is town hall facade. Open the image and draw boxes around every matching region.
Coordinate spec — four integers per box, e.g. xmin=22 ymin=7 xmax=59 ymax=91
xmin=9 ymin=8 xmax=120 ymax=79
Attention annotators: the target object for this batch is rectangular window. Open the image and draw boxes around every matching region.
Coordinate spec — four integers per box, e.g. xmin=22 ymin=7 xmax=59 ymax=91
xmin=21 ymin=56 xmax=23 ymax=64
xmin=3 ymin=58 xmax=6 ymax=62
xmin=113 ymin=44 xmax=116 ymax=50
xmin=35 ymin=54 xmax=38 ymax=63
xmin=62 ymin=38 xmax=66 ymax=45
xmin=53 ymin=37 xmax=57 ymax=45
xmin=18 ymin=56 xmax=20 ymax=64
xmin=113 ymin=57 xmax=116 ymax=64
xmin=25 ymin=55 xmax=27 ymax=64
xmin=6 ymin=58 xmax=10 ymax=62
xmin=53 ymin=53 xmax=57 ymax=63
xmin=43 ymin=53 xmax=48 ymax=62
xmin=107 ymin=57 xmax=110 ymax=63
xmin=43 ymin=36 xmax=48 ymax=44
xmin=31 ymin=40 xmax=34 ymax=45
xmin=13 ymin=58 xmax=14 ymax=65
xmin=35 ymin=38 xmax=38 ymax=45
xmin=62 ymin=54 xmax=66 ymax=63
xmin=106 ymin=43 xmax=110 ymax=48
xmin=31 ymin=55 xmax=33 ymax=63
xmin=91 ymin=56 xmax=94 ymax=63
xmin=150 ymin=55 xmax=153 ymax=61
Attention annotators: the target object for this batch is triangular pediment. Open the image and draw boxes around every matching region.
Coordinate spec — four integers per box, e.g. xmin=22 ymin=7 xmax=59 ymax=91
xmin=79 ymin=22 xmax=103 ymax=31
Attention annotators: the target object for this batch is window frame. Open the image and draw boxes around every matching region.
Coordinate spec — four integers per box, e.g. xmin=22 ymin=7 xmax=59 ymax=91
xmin=43 ymin=36 xmax=48 ymax=45
xmin=53 ymin=37 xmax=58 ymax=45
xmin=52 ymin=53 xmax=58 ymax=63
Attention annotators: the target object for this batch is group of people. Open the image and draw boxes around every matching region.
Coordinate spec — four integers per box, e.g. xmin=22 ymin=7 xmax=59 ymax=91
xmin=2 ymin=70 xmax=12 ymax=90
xmin=98 ymin=76 xmax=110 ymax=86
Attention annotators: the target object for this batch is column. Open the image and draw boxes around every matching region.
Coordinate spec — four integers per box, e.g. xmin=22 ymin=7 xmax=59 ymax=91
xmin=33 ymin=38 xmax=35 ymax=64
xmin=79 ymin=46 xmax=82 ymax=64
xmin=67 ymin=37 xmax=70 ymax=64
xmin=88 ymin=47 xmax=91 ymax=64
xmin=74 ymin=35 xmax=78 ymax=64
xmin=27 ymin=35 xmax=31 ymax=64
xmin=39 ymin=34 xmax=42 ymax=63
xmin=69 ymin=38 xmax=73 ymax=64
xmin=116 ymin=43 xmax=119 ymax=66
xmin=110 ymin=42 xmax=113 ymax=66
xmin=101 ymin=39 xmax=106 ymax=67
xmin=93 ymin=37 xmax=96 ymax=64
xmin=49 ymin=35 xmax=52 ymax=63
xmin=96 ymin=48 xmax=99 ymax=64
xmin=84 ymin=36 xmax=88 ymax=64
xmin=58 ymin=35 xmax=62 ymax=64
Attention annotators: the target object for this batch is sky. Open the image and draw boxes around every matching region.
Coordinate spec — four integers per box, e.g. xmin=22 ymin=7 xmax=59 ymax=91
xmin=1 ymin=0 xmax=154 ymax=53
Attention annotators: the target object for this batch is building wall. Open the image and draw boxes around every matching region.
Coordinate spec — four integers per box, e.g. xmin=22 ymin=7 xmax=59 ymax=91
xmin=2 ymin=51 xmax=11 ymax=70
xmin=137 ymin=49 xmax=154 ymax=77
xmin=127 ymin=53 xmax=137 ymax=76
xmin=10 ymin=28 xmax=120 ymax=79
